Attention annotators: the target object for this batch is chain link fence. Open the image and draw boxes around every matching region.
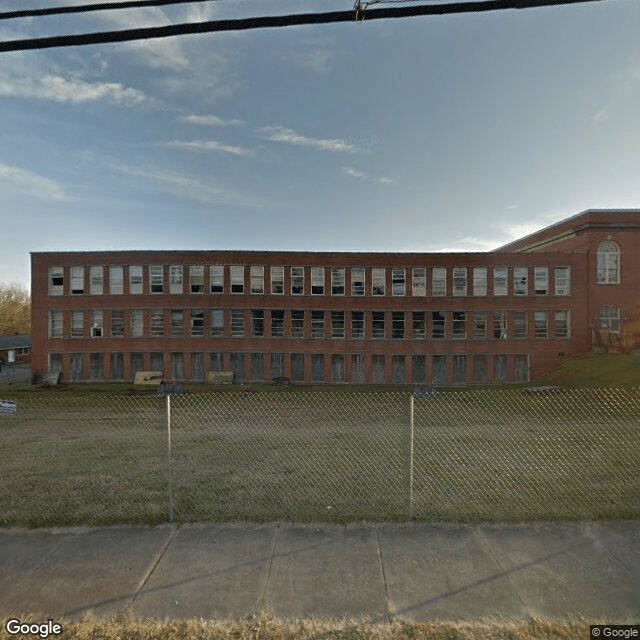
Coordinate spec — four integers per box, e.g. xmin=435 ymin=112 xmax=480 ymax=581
xmin=1 ymin=388 xmax=638 ymax=527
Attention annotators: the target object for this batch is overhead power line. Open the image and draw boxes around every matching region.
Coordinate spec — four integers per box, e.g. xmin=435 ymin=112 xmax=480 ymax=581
xmin=0 ymin=0 xmax=603 ymax=53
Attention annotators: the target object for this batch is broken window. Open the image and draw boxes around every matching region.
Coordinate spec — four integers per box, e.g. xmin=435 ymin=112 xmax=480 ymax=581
xmin=190 ymin=309 xmax=204 ymax=336
xmin=231 ymin=310 xmax=244 ymax=337
xmin=513 ymin=311 xmax=527 ymax=338
xmin=311 ymin=267 xmax=325 ymax=295
xmin=271 ymin=266 xmax=284 ymax=294
xmin=473 ymin=267 xmax=487 ymax=296
xmin=555 ymin=311 xmax=569 ymax=338
xmin=311 ymin=310 xmax=324 ymax=338
xmin=190 ymin=265 xmax=204 ymax=293
xmin=392 ymin=311 xmax=405 ymax=338
xmin=291 ymin=267 xmax=304 ymax=295
xmin=110 ymin=310 xmax=125 ymax=337
xmin=331 ymin=311 xmax=345 ymax=338
xmin=291 ymin=310 xmax=305 ymax=337
xmin=170 ymin=309 xmax=184 ymax=336
xmin=452 ymin=311 xmax=466 ymax=339
xmin=534 ymin=311 xmax=548 ymax=338
xmin=91 ymin=310 xmax=103 ymax=337
xmin=210 ymin=265 xmax=224 ymax=293
xmin=331 ymin=267 xmax=345 ymax=295
xmin=351 ymin=311 xmax=365 ymax=339
xmin=493 ymin=267 xmax=508 ymax=296
xmin=432 ymin=311 xmax=445 ymax=339
xmin=514 ymin=267 xmax=527 ymax=296
xmin=251 ymin=310 xmax=264 ymax=337
xmin=271 ymin=353 xmax=284 ymax=379
xmin=599 ymin=307 xmax=619 ymax=332
xmin=534 ymin=267 xmax=548 ymax=295
xmin=130 ymin=310 xmax=143 ymax=337
xmin=169 ymin=265 xmax=183 ymax=294
xmin=432 ymin=268 xmax=446 ymax=297
xmin=230 ymin=265 xmax=244 ymax=293
xmin=90 ymin=266 xmax=103 ymax=295
xmin=271 ymin=310 xmax=284 ymax=337
xmin=48 ymin=310 xmax=63 ymax=338
xmin=150 ymin=266 xmax=164 ymax=293
xmin=473 ymin=311 xmax=486 ymax=340
xmin=251 ymin=266 xmax=264 ymax=294
xmin=49 ymin=266 xmax=64 ymax=295
xmin=493 ymin=311 xmax=507 ymax=339
xmin=70 ymin=266 xmax=84 ymax=295
xmin=597 ymin=241 xmax=620 ymax=284
xmin=412 ymin=311 xmax=426 ymax=339
xmin=392 ymin=267 xmax=406 ymax=296
xmin=372 ymin=268 xmax=385 ymax=296
xmin=412 ymin=267 xmax=426 ymax=296
xmin=453 ymin=268 xmax=467 ymax=296
xmin=191 ymin=353 xmax=204 ymax=380
xmin=150 ymin=309 xmax=164 ymax=336
xmin=351 ymin=267 xmax=365 ymax=296
xmin=130 ymin=265 xmax=143 ymax=294
xmin=372 ymin=311 xmax=385 ymax=339
xmin=210 ymin=309 xmax=224 ymax=337
xmin=555 ymin=267 xmax=570 ymax=296
xmin=70 ymin=311 xmax=84 ymax=337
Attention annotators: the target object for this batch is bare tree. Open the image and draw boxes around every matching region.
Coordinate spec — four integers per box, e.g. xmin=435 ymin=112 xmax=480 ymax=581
xmin=0 ymin=284 xmax=31 ymax=335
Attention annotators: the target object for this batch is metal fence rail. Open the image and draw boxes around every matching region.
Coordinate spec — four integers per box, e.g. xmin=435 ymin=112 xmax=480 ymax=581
xmin=1 ymin=388 xmax=638 ymax=527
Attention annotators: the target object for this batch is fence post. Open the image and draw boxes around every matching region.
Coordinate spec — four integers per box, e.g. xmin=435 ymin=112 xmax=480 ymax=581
xmin=406 ymin=393 xmax=414 ymax=520
xmin=167 ymin=394 xmax=174 ymax=523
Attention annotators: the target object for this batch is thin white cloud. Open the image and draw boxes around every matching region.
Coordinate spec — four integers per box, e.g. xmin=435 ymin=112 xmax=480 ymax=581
xmin=261 ymin=126 xmax=362 ymax=154
xmin=0 ymin=163 xmax=76 ymax=202
xmin=342 ymin=166 xmax=395 ymax=184
xmin=180 ymin=114 xmax=245 ymax=127
xmin=160 ymin=140 xmax=254 ymax=157
xmin=427 ymin=236 xmax=505 ymax=252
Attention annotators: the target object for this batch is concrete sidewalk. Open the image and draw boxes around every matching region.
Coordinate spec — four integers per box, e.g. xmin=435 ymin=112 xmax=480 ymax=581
xmin=1 ymin=521 xmax=639 ymax=622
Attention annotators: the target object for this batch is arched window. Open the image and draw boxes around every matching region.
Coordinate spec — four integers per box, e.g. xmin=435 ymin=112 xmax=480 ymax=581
xmin=597 ymin=241 xmax=620 ymax=284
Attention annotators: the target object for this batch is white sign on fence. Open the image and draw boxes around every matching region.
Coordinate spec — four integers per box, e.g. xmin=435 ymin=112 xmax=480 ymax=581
xmin=0 ymin=400 xmax=17 ymax=415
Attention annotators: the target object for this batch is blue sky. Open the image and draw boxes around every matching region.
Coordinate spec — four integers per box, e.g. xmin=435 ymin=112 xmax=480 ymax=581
xmin=2 ymin=0 xmax=640 ymax=290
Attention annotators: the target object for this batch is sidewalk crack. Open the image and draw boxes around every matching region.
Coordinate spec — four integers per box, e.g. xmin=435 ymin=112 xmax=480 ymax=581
xmin=375 ymin=526 xmax=393 ymax=622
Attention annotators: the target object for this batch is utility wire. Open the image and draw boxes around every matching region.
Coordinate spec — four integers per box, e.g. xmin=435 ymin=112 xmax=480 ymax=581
xmin=0 ymin=0 xmax=603 ymax=53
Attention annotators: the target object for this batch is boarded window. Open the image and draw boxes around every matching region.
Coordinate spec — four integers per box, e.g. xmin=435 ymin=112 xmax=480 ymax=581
xmin=351 ymin=311 xmax=365 ymax=339
xmin=210 ymin=309 xmax=224 ymax=337
xmin=90 ymin=353 xmax=103 ymax=381
xmin=331 ymin=267 xmax=345 ymax=295
xmin=493 ymin=267 xmax=508 ymax=296
xmin=372 ymin=311 xmax=385 ymax=339
xmin=231 ymin=310 xmax=244 ymax=336
xmin=49 ymin=266 xmax=64 ymax=295
xmin=151 ymin=352 xmax=164 ymax=372
xmin=210 ymin=352 xmax=224 ymax=372
xmin=494 ymin=355 xmax=507 ymax=383
xmin=111 ymin=353 xmax=124 ymax=380
xmin=251 ymin=310 xmax=264 ymax=337
xmin=473 ymin=312 xmax=486 ymax=340
xmin=170 ymin=265 xmax=183 ymax=294
xmin=311 ymin=267 xmax=324 ymax=295
xmin=251 ymin=266 xmax=264 ymax=294
xmin=597 ymin=241 xmax=620 ymax=284
xmin=412 ymin=267 xmax=426 ymax=296
xmin=534 ymin=267 xmax=548 ymax=295
xmin=190 ymin=309 xmax=204 ymax=336
xmin=555 ymin=310 xmax=569 ymax=338
xmin=150 ymin=309 xmax=164 ymax=336
xmin=332 ymin=354 xmax=344 ymax=382
xmin=351 ymin=355 xmax=365 ymax=384
xmin=311 ymin=311 xmax=324 ymax=338
xmin=555 ymin=267 xmax=570 ymax=296
xmin=110 ymin=266 xmax=124 ymax=295
xmin=130 ymin=265 xmax=143 ymax=294
xmin=291 ymin=310 xmax=305 ymax=338
xmin=130 ymin=310 xmax=143 ymax=337
xmin=271 ymin=266 xmax=284 ymax=294
xmin=210 ymin=265 xmax=224 ymax=293
xmin=514 ymin=355 xmax=529 ymax=382
xmin=493 ymin=311 xmax=507 ymax=339
xmin=251 ymin=353 xmax=264 ymax=380
xmin=70 ymin=353 xmax=83 ymax=381
xmin=311 ymin=354 xmax=324 ymax=381
xmin=171 ymin=353 xmax=184 ymax=380
xmin=331 ymin=311 xmax=345 ymax=338
xmin=412 ymin=312 xmax=426 ymax=339
xmin=452 ymin=311 xmax=466 ymax=339
xmin=372 ymin=355 xmax=385 ymax=384
xmin=432 ymin=268 xmax=446 ymax=297
xmin=453 ymin=268 xmax=467 ymax=296
xmin=473 ymin=355 xmax=488 ymax=383
xmin=291 ymin=353 xmax=305 ymax=381
xmin=432 ymin=311 xmax=445 ymax=339
xmin=70 ymin=311 xmax=84 ymax=337
xmin=130 ymin=353 xmax=144 ymax=376
xmin=90 ymin=266 xmax=103 ymax=295
xmin=191 ymin=353 xmax=204 ymax=380
xmin=230 ymin=266 xmax=244 ymax=293
xmin=291 ymin=267 xmax=304 ymax=295
xmin=271 ymin=310 xmax=284 ymax=337
xmin=514 ymin=267 xmax=527 ymax=296
xmin=49 ymin=311 xmax=63 ymax=338
xmin=170 ymin=310 xmax=184 ymax=336
xmin=91 ymin=310 xmax=103 ymax=337
xmin=392 ymin=355 xmax=405 ymax=384
xmin=70 ymin=266 xmax=84 ymax=295
xmin=351 ymin=267 xmax=365 ymax=296
xmin=271 ymin=353 xmax=284 ymax=379
xmin=452 ymin=355 xmax=466 ymax=385
xmin=412 ymin=355 xmax=426 ymax=384
xmin=372 ymin=268 xmax=385 ymax=296
xmin=392 ymin=268 xmax=405 ymax=296
xmin=514 ymin=311 xmax=527 ymax=338
xmin=150 ymin=266 xmax=164 ymax=293
xmin=473 ymin=267 xmax=487 ymax=296
xmin=392 ymin=311 xmax=405 ymax=338
xmin=190 ymin=265 xmax=204 ymax=293
xmin=111 ymin=310 xmax=125 ymax=337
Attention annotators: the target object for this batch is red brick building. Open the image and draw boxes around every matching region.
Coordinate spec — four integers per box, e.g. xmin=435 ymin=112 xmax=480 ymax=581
xmin=30 ymin=209 xmax=638 ymax=385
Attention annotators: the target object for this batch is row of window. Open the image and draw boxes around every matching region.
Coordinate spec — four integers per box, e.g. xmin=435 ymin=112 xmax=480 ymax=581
xmin=48 ymin=351 xmax=530 ymax=384
xmin=48 ymin=308 xmax=572 ymax=340
xmin=48 ymin=264 xmax=572 ymax=297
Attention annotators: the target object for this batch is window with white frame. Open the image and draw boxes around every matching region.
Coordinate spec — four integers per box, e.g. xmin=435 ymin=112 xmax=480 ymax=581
xmin=210 ymin=309 xmax=224 ymax=337
xmin=555 ymin=310 xmax=569 ymax=338
xmin=597 ymin=241 xmax=620 ymax=284
xmin=49 ymin=266 xmax=64 ymax=295
xmin=534 ymin=311 xmax=548 ymax=338
xmin=129 ymin=265 xmax=143 ymax=294
xmin=311 ymin=267 xmax=324 ymax=295
xmin=351 ymin=311 xmax=365 ymax=338
xmin=392 ymin=311 xmax=405 ymax=338
xmin=230 ymin=266 xmax=244 ymax=293
xmin=70 ymin=267 xmax=84 ymax=295
xmin=513 ymin=311 xmax=527 ymax=338
xmin=190 ymin=309 xmax=204 ymax=336
xmin=331 ymin=311 xmax=345 ymax=337
xmin=149 ymin=266 xmax=164 ymax=293
xmin=250 ymin=266 xmax=264 ymax=294
xmin=210 ymin=265 xmax=224 ymax=293
xmin=110 ymin=310 xmax=125 ymax=336
xmin=412 ymin=268 xmax=426 ymax=296
xmin=432 ymin=268 xmax=446 ymax=296
xmin=311 ymin=310 xmax=324 ymax=337
xmin=432 ymin=311 xmax=445 ymax=339
xmin=130 ymin=310 xmax=143 ymax=337
xmin=473 ymin=267 xmax=487 ymax=296
xmin=412 ymin=311 xmax=426 ymax=339
xmin=251 ymin=310 xmax=264 ymax=337
xmin=453 ymin=268 xmax=467 ymax=296
xmin=190 ymin=266 xmax=204 ymax=293
xmin=555 ymin=267 xmax=570 ymax=296
xmin=291 ymin=267 xmax=304 ymax=295
xmin=150 ymin=309 xmax=164 ymax=336
xmin=331 ymin=267 xmax=345 ymax=295
xmin=392 ymin=268 xmax=406 ymax=296
xmin=351 ymin=267 xmax=365 ymax=296
xmin=600 ymin=307 xmax=620 ymax=332
xmin=291 ymin=310 xmax=305 ymax=337
xmin=170 ymin=309 xmax=184 ymax=336
xmin=110 ymin=266 xmax=124 ymax=295
xmin=271 ymin=266 xmax=284 ymax=294
xmin=169 ymin=265 xmax=183 ymax=294
xmin=49 ymin=310 xmax=63 ymax=337
xmin=452 ymin=311 xmax=466 ymax=339
xmin=90 ymin=266 xmax=103 ymax=295
xmin=372 ymin=311 xmax=385 ymax=338
xmin=271 ymin=310 xmax=285 ymax=337
xmin=493 ymin=311 xmax=507 ymax=339
xmin=473 ymin=311 xmax=486 ymax=339
xmin=493 ymin=267 xmax=508 ymax=296
xmin=534 ymin=267 xmax=548 ymax=295
xmin=514 ymin=267 xmax=527 ymax=295
xmin=91 ymin=310 xmax=103 ymax=337
xmin=70 ymin=311 xmax=84 ymax=337
xmin=372 ymin=268 xmax=385 ymax=296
